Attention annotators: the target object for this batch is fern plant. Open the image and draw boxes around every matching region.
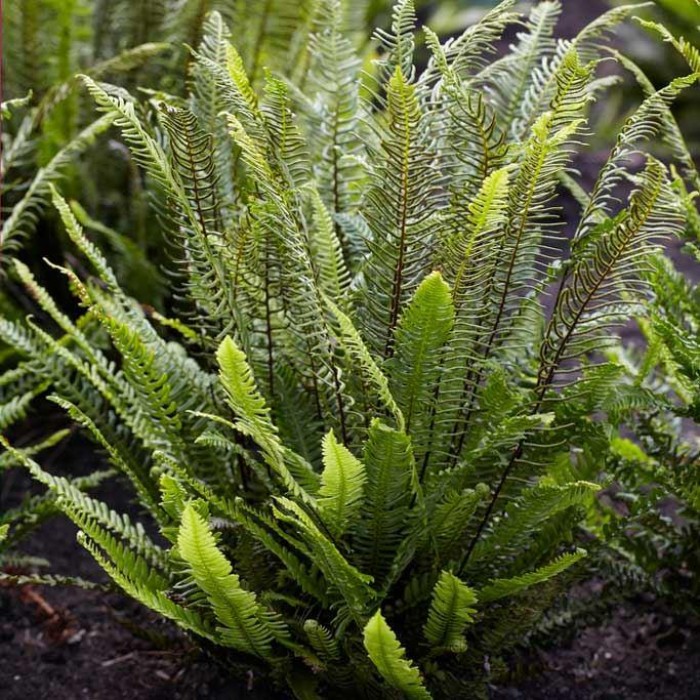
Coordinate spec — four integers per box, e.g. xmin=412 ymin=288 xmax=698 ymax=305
xmin=1 ymin=1 xmax=698 ymax=696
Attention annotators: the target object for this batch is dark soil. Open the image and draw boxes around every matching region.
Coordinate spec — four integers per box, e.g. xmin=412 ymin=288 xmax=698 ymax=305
xmin=2 ymin=437 xmax=699 ymax=699
xmin=0 ymin=435 xmax=275 ymax=700
xmin=493 ymin=602 xmax=700 ymax=700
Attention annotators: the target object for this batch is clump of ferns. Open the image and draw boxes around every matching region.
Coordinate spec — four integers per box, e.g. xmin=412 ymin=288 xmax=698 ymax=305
xmin=1 ymin=1 xmax=699 ymax=697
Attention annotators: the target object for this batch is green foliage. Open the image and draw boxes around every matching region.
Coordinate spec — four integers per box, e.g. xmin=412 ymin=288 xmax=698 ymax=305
xmin=423 ymin=571 xmax=477 ymax=652
xmin=363 ymin=610 xmax=431 ymax=699
xmin=1 ymin=2 xmax=699 ymax=697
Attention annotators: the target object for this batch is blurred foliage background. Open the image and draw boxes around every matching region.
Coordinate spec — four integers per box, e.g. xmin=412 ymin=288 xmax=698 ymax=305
xmin=2 ymin=0 xmax=698 ymax=319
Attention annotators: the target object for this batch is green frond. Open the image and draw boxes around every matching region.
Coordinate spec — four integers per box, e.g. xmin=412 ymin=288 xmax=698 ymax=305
xmin=478 ymin=548 xmax=587 ymax=603
xmin=363 ymin=609 xmax=431 ymax=700
xmin=317 ymin=429 xmax=366 ymax=535
xmin=539 ymin=157 xmax=686 ymax=394
xmin=178 ymin=503 xmax=286 ymax=657
xmin=0 ymin=572 xmax=107 ymax=591
xmin=216 ymin=335 xmax=319 ymax=497
xmin=49 ymin=395 xmax=162 ymax=518
xmin=304 ymin=0 xmax=366 ymax=260
xmin=68 ymin=200 xmax=164 ymax=302
xmin=373 ymin=0 xmax=417 ymax=83
xmin=388 ymin=271 xmax=454 ymax=467
xmin=423 ymin=0 xmax=518 ymax=85
xmin=360 ymin=65 xmax=443 ymax=358
xmin=467 ymin=481 xmax=599 ymax=570
xmin=50 ymin=186 xmax=121 ymax=291
xmin=429 ymin=485 xmax=490 ymax=565
xmin=304 ymin=619 xmax=340 ymax=661
xmin=577 ymin=72 xmax=699 ymax=243
xmin=638 ymin=18 xmax=700 ymax=72
xmin=423 ymin=571 xmax=477 ymax=652
xmin=273 ymin=496 xmax=374 ymax=616
xmin=325 ymin=295 xmax=405 ymax=431
xmin=305 ymin=186 xmax=351 ymax=299
xmin=78 ymin=531 xmax=219 ymax=645
xmin=354 ymin=420 xmax=419 ymax=586
xmin=481 ymin=0 xmax=561 ymax=139
xmin=7 ymin=443 xmax=167 ymax=574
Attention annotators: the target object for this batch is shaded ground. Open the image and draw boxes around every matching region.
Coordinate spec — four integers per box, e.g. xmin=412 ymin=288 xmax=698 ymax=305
xmin=494 ymin=602 xmax=700 ymax=700
xmin=0 ymin=436 xmax=278 ymax=700
xmin=1 ymin=439 xmax=698 ymax=700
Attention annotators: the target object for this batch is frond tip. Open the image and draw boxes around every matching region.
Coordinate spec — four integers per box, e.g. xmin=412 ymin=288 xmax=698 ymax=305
xmin=317 ymin=430 xmax=367 ymax=536
xmin=423 ymin=571 xmax=477 ymax=652
xmin=363 ymin=609 xmax=432 ymax=699
xmin=177 ymin=503 xmax=285 ymax=657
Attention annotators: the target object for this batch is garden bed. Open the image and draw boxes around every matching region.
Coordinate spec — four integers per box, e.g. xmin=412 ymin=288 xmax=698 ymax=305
xmin=1 ymin=439 xmax=698 ymax=699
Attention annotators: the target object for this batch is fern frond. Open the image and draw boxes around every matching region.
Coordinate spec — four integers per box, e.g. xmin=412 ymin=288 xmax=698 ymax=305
xmin=388 ymin=271 xmax=454 ymax=466
xmin=317 ymin=430 xmax=366 ymax=536
xmin=466 ymin=481 xmax=599 ymax=571
xmin=216 ymin=336 xmax=319 ymax=497
xmin=354 ymin=420 xmax=419 ymax=586
xmin=1 ymin=115 xmax=112 ymax=258
xmin=178 ymin=503 xmax=286 ymax=657
xmin=478 ymin=548 xmax=587 ymax=602
xmin=360 ymin=66 xmax=444 ymax=358
xmin=273 ymin=496 xmax=374 ymax=616
xmin=363 ymin=609 xmax=431 ymax=700
xmin=423 ymin=571 xmax=477 ymax=652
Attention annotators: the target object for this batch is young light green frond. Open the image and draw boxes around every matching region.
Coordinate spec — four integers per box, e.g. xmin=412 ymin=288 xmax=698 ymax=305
xmin=78 ymin=531 xmax=219 ymax=645
xmin=638 ymin=19 xmax=700 ymax=72
xmin=478 ymin=548 xmax=587 ymax=602
xmin=389 ymin=271 xmax=454 ymax=430
xmin=50 ymin=186 xmax=121 ymax=291
xmin=318 ymin=429 xmax=366 ymax=535
xmin=363 ymin=610 xmax=431 ymax=700
xmin=178 ymin=503 xmax=285 ymax=657
xmin=423 ymin=571 xmax=477 ymax=652
xmin=388 ymin=271 xmax=454 ymax=467
xmin=441 ymin=165 xmax=511 ymax=306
